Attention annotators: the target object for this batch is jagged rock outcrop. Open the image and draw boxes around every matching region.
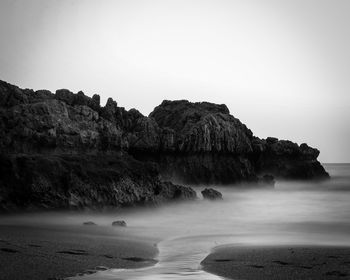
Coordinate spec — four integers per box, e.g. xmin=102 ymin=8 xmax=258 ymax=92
xmin=147 ymin=100 xmax=257 ymax=183
xmin=147 ymin=100 xmax=328 ymax=183
xmin=251 ymin=137 xmax=328 ymax=180
xmin=0 ymin=81 xmax=196 ymax=211
xmin=0 ymin=80 xmax=329 ymax=210
xmin=150 ymin=100 xmax=253 ymax=153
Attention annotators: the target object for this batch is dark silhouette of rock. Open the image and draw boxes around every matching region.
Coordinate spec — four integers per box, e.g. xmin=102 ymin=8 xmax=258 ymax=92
xmin=148 ymin=100 xmax=328 ymax=183
xmin=83 ymin=221 xmax=96 ymax=226
xmin=266 ymin=137 xmax=278 ymax=144
xmin=0 ymin=153 xmax=196 ymax=211
xmin=150 ymin=100 xmax=253 ymax=153
xmin=252 ymin=137 xmax=329 ymax=180
xmin=112 ymin=220 xmax=127 ymax=227
xmin=0 ymin=80 xmax=329 ymax=210
xmin=201 ymin=188 xmax=223 ymax=200
xmin=146 ymin=100 xmax=258 ymax=184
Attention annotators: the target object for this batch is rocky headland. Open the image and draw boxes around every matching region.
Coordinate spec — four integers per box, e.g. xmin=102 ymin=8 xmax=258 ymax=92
xmin=0 ymin=80 xmax=329 ymax=210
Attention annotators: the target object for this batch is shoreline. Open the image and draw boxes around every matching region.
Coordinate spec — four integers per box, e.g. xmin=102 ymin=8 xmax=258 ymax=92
xmin=2 ymin=225 xmax=350 ymax=280
xmin=201 ymin=244 xmax=350 ymax=280
xmin=0 ymin=224 xmax=159 ymax=280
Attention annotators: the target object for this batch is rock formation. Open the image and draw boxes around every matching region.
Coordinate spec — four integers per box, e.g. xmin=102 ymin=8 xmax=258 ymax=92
xmin=201 ymin=188 xmax=223 ymax=200
xmin=0 ymin=80 xmax=329 ymax=210
xmin=112 ymin=220 xmax=127 ymax=227
xmin=147 ymin=100 xmax=329 ymax=183
xmin=83 ymin=221 xmax=97 ymax=226
xmin=0 ymin=153 xmax=196 ymax=211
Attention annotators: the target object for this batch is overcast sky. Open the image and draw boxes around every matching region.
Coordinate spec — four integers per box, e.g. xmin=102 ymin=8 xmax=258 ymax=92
xmin=0 ymin=0 xmax=349 ymax=162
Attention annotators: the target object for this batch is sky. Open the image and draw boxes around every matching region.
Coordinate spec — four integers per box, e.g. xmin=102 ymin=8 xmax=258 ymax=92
xmin=0 ymin=0 xmax=349 ymax=162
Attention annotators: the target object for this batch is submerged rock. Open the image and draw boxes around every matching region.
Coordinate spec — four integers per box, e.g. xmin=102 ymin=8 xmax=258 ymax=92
xmin=201 ymin=188 xmax=223 ymax=200
xmin=83 ymin=221 xmax=96 ymax=226
xmin=112 ymin=220 xmax=127 ymax=227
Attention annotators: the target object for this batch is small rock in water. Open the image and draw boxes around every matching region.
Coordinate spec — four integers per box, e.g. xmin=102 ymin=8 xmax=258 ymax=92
xmin=83 ymin=221 xmax=96 ymax=226
xmin=201 ymin=188 xmax=223 ymax=200
xmin=112 ymin=220 xmax=127 ymax=227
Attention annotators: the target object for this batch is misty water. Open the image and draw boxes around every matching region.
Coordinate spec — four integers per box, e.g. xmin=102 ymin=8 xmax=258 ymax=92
xmin=2 ymin=164 xmax=350 ymax=280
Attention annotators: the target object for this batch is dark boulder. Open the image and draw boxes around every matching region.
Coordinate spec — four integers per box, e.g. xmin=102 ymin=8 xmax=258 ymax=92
xmin=112 ymin=220 xmax=127 ymax=227
xmin=201 ymin=188 xmax=223 ymax=200
xmin=152 ymin=181 xmax=197 ymax=202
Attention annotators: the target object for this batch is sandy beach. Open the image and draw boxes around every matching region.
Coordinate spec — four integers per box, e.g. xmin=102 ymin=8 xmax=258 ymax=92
xmin=0 ymin=224 xmax=158 ymax=280
xmin=201 ymin=245 xmax=350 ymax=279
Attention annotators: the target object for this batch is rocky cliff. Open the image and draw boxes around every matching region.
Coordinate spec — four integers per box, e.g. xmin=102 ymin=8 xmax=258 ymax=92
xmin=146 ymin=100 xmax=328 ymax=183
xmin=0 ymin=80 xmax=328 ymax=209
xmin=0 ymin=81 xmax=197 ymax=211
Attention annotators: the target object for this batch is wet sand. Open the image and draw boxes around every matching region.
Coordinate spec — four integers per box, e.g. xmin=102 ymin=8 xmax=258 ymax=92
xmin=201 ymin=245 xmax=350 ymax=279
xmin=0 ymin=225 xmax=158 ymax=280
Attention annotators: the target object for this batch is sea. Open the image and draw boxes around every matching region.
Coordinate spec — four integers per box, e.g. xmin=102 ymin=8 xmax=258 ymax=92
xmin=4 ymin=164 xmax=350 ymax=279
xmin=69 ymin=164 xmax=350 ymax=280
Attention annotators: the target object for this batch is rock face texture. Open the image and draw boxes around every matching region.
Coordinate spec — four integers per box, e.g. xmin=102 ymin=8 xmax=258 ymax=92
xmin=252 ymin=137 xmax=328 ymax=180
xmin=112 ymin=220 xmax=127 ymax=227
xmin=0 ymin=81 xmax=196 ymax=211
xmin=150 ymin=100 xmax=253 ymax=154
xmin=144 ymin=100 xmax=257 ymax=183
xmin=201 ymin=188 xmax=223 ymax=200
xmin=0 ymin=153 xmax=196 ymax=211
xmin=147 ymin=100 xmax=328 ymax=183
xmin=0 ymin=80 xmax=329 ymax=209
